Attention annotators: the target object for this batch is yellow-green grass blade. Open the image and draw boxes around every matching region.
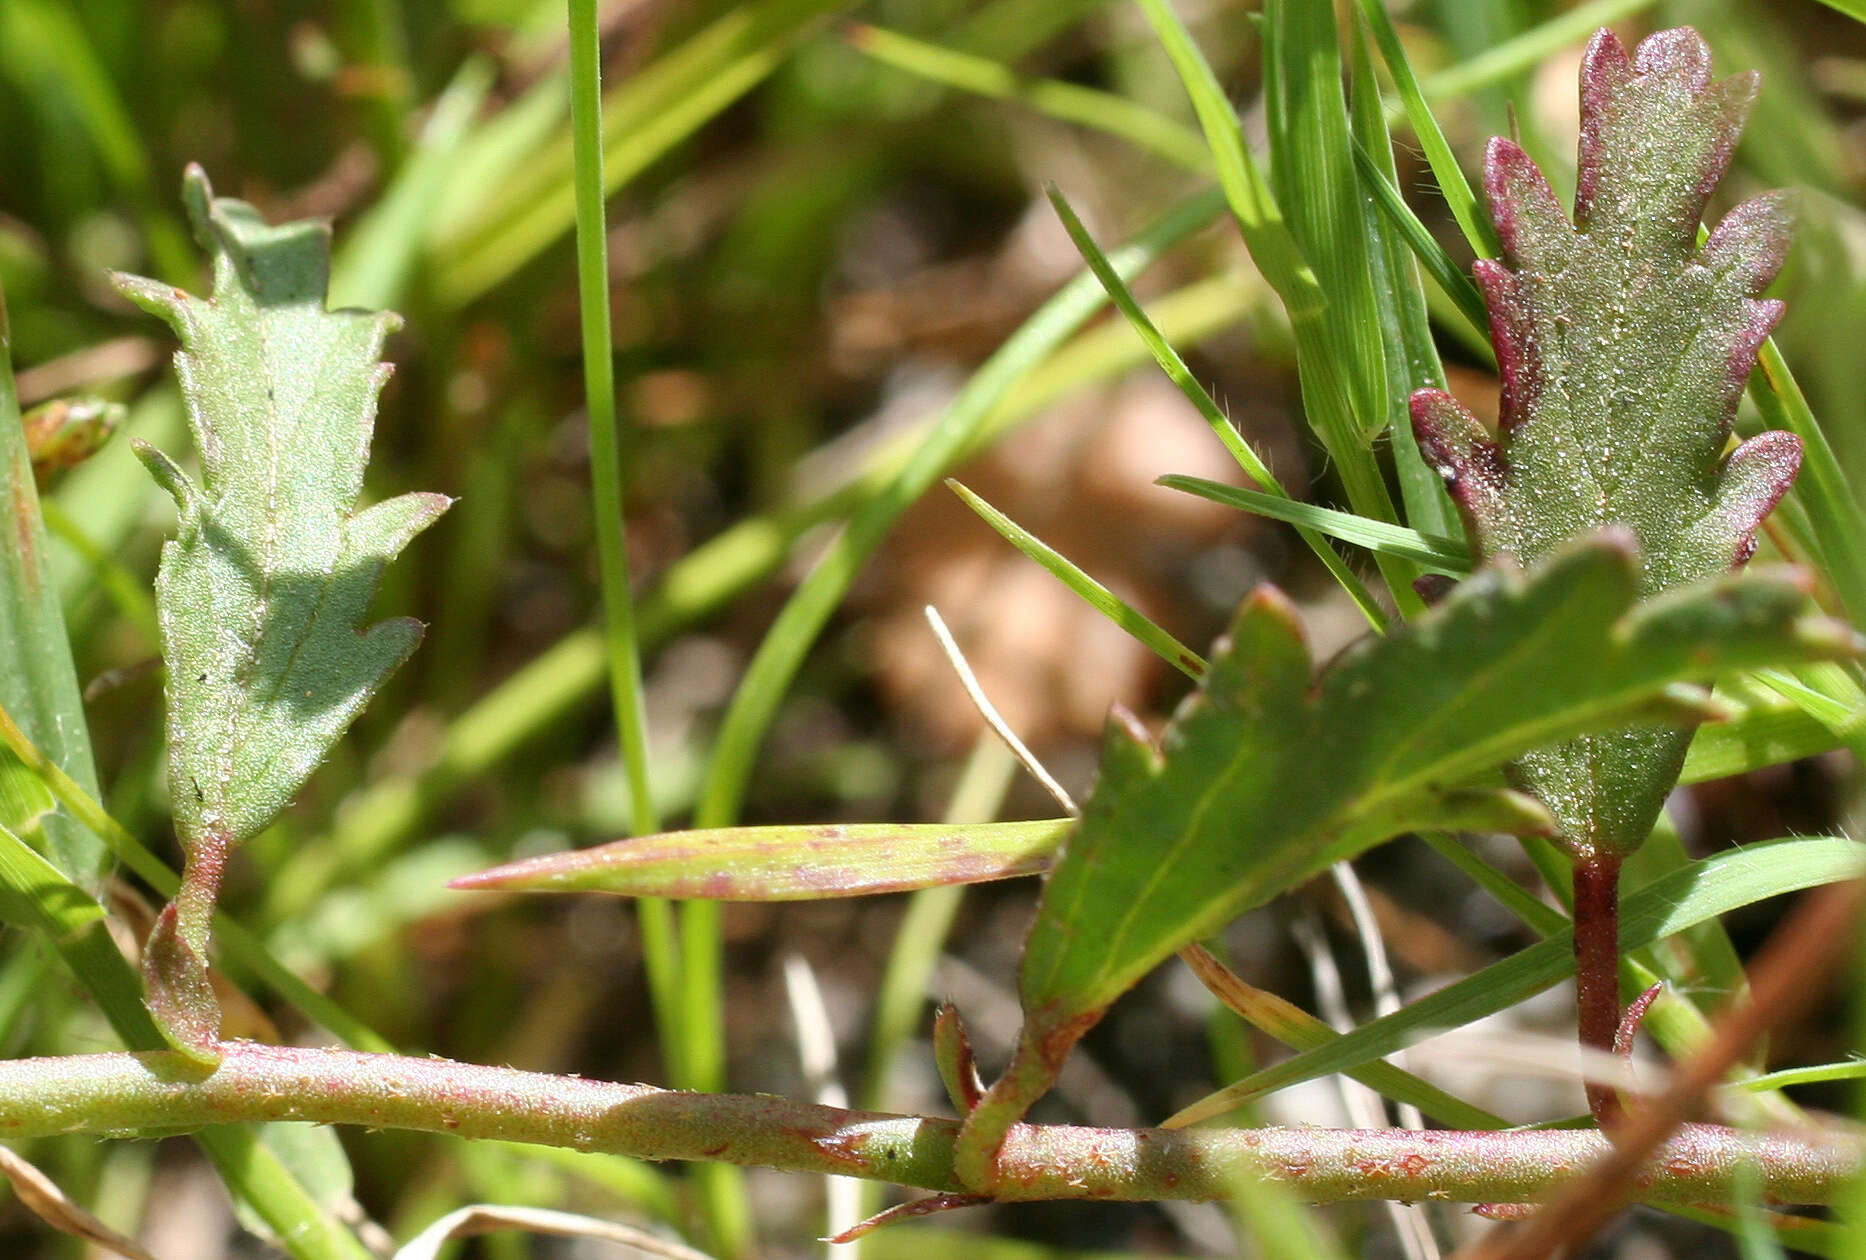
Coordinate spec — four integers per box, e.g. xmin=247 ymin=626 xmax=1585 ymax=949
xmin=1167 ymin=835 xmax=1865 ymax=1127
xmin=844 ymin=23 xmax=1210 ymax=171
xmin=1045 ymin=183 xmax=1388 ymax=629
xmin=948 ymin=480 xmax=1205 ymax=679
xmin=452 ymin=818 xmax=1072 ymax=900
xmin=1160 ymin=474 xmax=1470 ymax=572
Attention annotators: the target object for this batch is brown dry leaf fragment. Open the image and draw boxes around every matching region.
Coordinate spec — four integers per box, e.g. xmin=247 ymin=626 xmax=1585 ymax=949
xmin=0 ymin=1144 xmax=160 ymax=1260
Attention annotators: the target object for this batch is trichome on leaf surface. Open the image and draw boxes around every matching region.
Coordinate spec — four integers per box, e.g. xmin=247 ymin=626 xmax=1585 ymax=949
xmin=118 ymin=167 xmax=450 ymax=1065
xmin=1412 ymin=26 xmax=1804 ymax=1124
xmin=0 ymin=14 xmax=1863 ymax=1260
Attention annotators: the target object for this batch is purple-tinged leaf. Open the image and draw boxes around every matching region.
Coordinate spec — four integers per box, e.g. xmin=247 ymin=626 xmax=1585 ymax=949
xmin=951 ymin=536 xmax=1857 ymax=1190
xmin=1411 ymin=27 xmax=1801 ymax=859
xmin=451 ymin=819 xmax=1071 ymax=901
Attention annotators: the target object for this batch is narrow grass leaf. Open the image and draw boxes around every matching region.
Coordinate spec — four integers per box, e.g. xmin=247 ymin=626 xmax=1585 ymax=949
xmin=1355 ymin=0 xmax=1497 ymax=258
xmin=0 ymin=297 xmax=107 ymax=885
xmin=1347 ymin=19 xmax=1463 ymax=539
xmin=946 ymin=480 xmax=1205 ymax=679
xmin=1416 ymin=0 xmax=1659 ymax=110
xmin=1182 ymin=943 xmax=1507 ymax=1130
xmin=1752 ymin=339 xmax=1866 ymax=633
xmin=1349 ymin=140 xmax=1491 ymax=345
xmin=1044 ymin=184 xmax=1387 ymax=628
xmin=844 ymin=24 xmax=1210 ymax=171
xmin=1167 ymin=835 xmax=1865 ymax=1126
xmin=1139 ymin=0 xmax=1416 ymax=607
xmin=452 ymin=818 xmax=1072 ymax=901
xmin=1160 ymin=474 xmax=1471 ymax=571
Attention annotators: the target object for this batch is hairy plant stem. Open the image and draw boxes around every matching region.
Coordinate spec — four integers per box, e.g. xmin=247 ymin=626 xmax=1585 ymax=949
xmin=0 ymin=1042 xmax=1853 ymax=1208
xmin=1573 ymin=853 xmax=1624 ymax=1126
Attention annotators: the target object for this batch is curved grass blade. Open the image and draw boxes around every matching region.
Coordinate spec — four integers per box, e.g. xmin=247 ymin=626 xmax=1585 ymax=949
xmin=1349 ymin=140 xmax=1491 ymax=342
xmin=1354 ymin=0 xmax=1497 ymax=259
xmin=1166 ymin=834 xmax=1865 ymax=1127
xmin=1044 ymin=184 xmax=1387 ymax=629
xmin=1346 ymin=19 xmax=1463 ymax=540
xmin=0 ymin=294 xmax=106 ymax=885
xmin=946 ymin=480 xmax=1205 ymax=680
xmin=1160 ymin=474 xmax=1471 ymax=572
xmin=452 ymin=818 xmax=1072 ymax=901
xmin=843 ymin=24 xmax=1210 ymax=171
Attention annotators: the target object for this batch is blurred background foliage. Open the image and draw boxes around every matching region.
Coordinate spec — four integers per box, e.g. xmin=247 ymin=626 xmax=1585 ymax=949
xmin=2 ymin=0 xmax=1864 ymax=1256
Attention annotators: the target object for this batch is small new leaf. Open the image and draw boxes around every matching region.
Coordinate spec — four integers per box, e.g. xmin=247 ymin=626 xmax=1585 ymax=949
xmin=953 ymin=536 xmax=1856 ymax=1190
xmin=118 ymin=167 xmax=449 ymax=1062
xmin=1411 ymin=28 xmax=1800 ymax=859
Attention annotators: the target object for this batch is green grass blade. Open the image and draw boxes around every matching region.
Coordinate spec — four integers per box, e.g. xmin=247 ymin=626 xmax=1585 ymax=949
xmin=948 ymin=480 xmax=1205 ymax=680
xmin=1264 ymin=0 xmax=1388 ymax=446
xmin=1416 ymin=0 xmax=1658 ymax=109
xmin=1131 ymin=0 xmax=1313 ymax=304
xmin=1140 ymin=0 xmax=1417 ymax=607
xmin=1680 ymin=696 xmax=1848 ymax=783
xmin=331 ymin=55 xmax=496 ymax=311
xmin=1166 ymin=835 xmax=1865 ymax=1126
xmin=1184 ymin=944 xmax=1507 ymax=1130
xmin=434 ymin=0 xmax=848 ymax=306
xmin=0 ymin=293 xmax=107 ymax=884
xmin=1732 ymin=1060 xmax=1866 ymax=1093
xmin=844 ymin=24 xmax=1210 ymax=171
xmin=1347 ymin=18 xmax=1462 ymax=539
xmin=453 ymin=818 xmax=1072 ymax=899
xmin=1044 ymin=183 xmax=1388 ymax=628
xmin=1349 ymin=140 xmax=1491 ymax=345
xmin=0 ymin=0 xmax=193 ymax=282
xmin=1262 ymin=0 xmax=1417 ymax=604
xmin=1354 ymin=0 xmax=1495 ymax=259
xmin=1753 ymin=340 xmax=1866 ymax=632
xmin=569 ymin=0 xmax=661 ymax=842
xmin=564 ymin=0 xmax=720 ymax=1242
xmin=1160 ymin=474 xmax=1471 ymax=571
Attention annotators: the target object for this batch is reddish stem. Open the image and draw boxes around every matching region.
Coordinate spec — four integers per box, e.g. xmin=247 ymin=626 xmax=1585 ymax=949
xmin=1572 ymin=853 xmax=1623 ymax=1127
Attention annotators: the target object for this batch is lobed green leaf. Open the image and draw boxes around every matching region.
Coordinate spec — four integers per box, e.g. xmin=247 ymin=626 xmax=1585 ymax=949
xmin=952 ymin=536 xmax=1857 ymax=1188
xmin=116 ymin=167 xmax=448 ymax=1061
xmin=1411 ymin=28 xmax=1803 ymax=858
